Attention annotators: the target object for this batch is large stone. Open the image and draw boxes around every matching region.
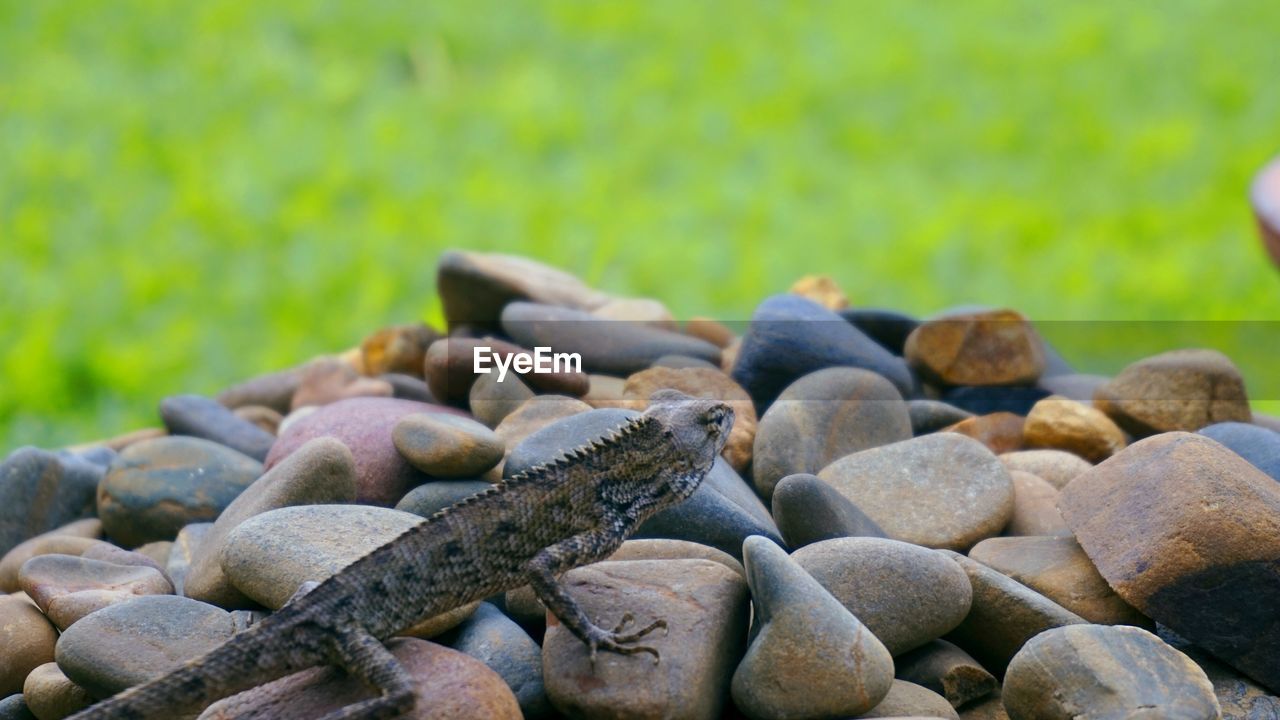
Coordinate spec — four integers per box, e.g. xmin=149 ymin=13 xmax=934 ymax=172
xmin=968 ymin=536 xmax=1150 ymax=628
xmin=0 ymin=595 xmax=57 ymax=697
xmin=731 ymin=537 xmax=894 ymax=720
xmin=942 ymin=551 xmax=1086 ymax=675
xmin=1170 ymin=642 xmax=1280 ymax=720
xmin=771 ymin=473 xmax=887 ymax=549
xmin=221 ymin=505 xmax=422 ymax=609
xmin=393 ymin=413 xmax=504 ymax=478
xmin=1002 ymin=625 xmax=1219 ymax=720
xmin=184 ymin=437 xmax=357 ymax=608
xmin=634 ymin=459 xmax=783 ymax=559
xmin=792 ymin=538 xmax=972 ymax=656
xmin=1093 ymin=349 xmax=1252 ymax=436
xmin=265 ymin=397 xmax=459 ymax=506
xmin=997 ymin=450 xmax=1092 ymax=490
xmin=0 ymin=449 xmax=102 ymax=556
xmin=55 ymin=595 xmax=236 ymax=698
xmin=99 ymin=437 xmax=262 ymax=547
xmin=894 ymin=640 xmax=997 ymax=710
xmin=503 ymin=408 xmax=635 ymax=479
xmin=200 ymin=638 xmax=521 ymax=719
xmin=731 ymin=295 xmax=913 ymax=409
xmin=1200 ymin=421 xmax=1280 ymax=481
xmin=447 ymin=602 xmax=550 ymax=718
xmin=1022 ymin=395 xmax=1126 ymax=463
xmin=501 ymin=302 xmax=721 ymax=376
xmin=19 ymin=555 xmax=173 ymax=630
xmin=817 ymin=434 xmax=1014 ymax=551
xmin=159 ymin=394 xmax=277 ymax=462
xmin=542 ymin=559 xmax=748 ymax=720
xmin=1058 ymin=431 xmax=1280 ymax=692
xmin=753 ymin=368 xmax=912 ymax=499
xmin=623 ymin=366 xmax=757 ymax=473
xmin=904 ymin=309 xmax=1045 ymax=387
xmin=436 ymin=250 xmax=610 ymax=331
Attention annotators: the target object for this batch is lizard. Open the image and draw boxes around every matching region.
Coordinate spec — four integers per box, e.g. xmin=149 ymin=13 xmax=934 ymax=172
xmin=68 ymin=388 xmax=735 ymax=720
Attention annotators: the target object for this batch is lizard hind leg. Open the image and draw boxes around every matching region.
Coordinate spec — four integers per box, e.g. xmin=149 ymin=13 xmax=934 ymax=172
xmin=317 ymin=629 xmax=415 ymax=720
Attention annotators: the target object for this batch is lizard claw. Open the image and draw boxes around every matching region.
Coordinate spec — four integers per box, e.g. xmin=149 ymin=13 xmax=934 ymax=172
xmin=585 ymin=615 xmax=667 ymax=669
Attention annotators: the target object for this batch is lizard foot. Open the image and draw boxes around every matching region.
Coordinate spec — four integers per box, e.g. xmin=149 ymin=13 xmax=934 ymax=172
xmin=586 ymin=615 xmax=667 ymax=667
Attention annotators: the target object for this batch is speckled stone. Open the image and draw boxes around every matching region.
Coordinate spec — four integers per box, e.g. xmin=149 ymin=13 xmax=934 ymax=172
xmin=159 ymin=394 xmax=277 ymax=462
xmin=1003 ymin=625 xmax=1219 ymax=720
xmin=0 ymin=595 xmax=57 ymax=697
xmin=731 ymin=537 xmax=893 ymax=720
xmin=542 ymin=559 xmax=748 ymax=720
xmin=0 ymin=448 xmax=103 ymax=556
xmin=905 ymin=309 xmax=1045 ymax=388
xmin=894 ymin=640 xmax=997 ymax=710
xmin=19 ymin=554 xmax=174 ymax=630
xmin=184 ymin=437 xmax=357 ymax=609
xmin=1022 ymin=395 xmax=1126 ymax=463
xmin=623 ymin=366 xmax=757 ymax=473
xmin=997 ymin=450 xmax=1092 ymax=490
xmin=857 ymin=679 xmax=960 ymax=719
xmin=792 ymin=538 xmax=972 ymax=656
xmin=55 ymin=595 xmax=236 ymax=698
xmin=1003 ymin=471 xmax=1069 ymax=537
xmin=752 ymin=368 xmax=911 ymax=499
xmin=1094 ymin=349 xmax=1252 ymax=436
xmin=817 ymin=434 xmax=1014 ymax=551
xmin=221 ymin=504 xmax=422 ymax=610
xmin=99 ymin=437 xmax=263 ymax=547
xmin=393 ymin=413 xmax=504 ymax=478
xmin=22 ymin=662 xmax=92 ymax=719
xmin=771 ymin=473 xmax=887 ymax=549
xmin=448 ymin=602 xmax=550 ymax=718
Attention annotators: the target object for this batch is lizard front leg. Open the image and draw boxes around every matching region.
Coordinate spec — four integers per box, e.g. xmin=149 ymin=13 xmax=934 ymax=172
xmin=526 ymin=533 xmax=667 ymax=664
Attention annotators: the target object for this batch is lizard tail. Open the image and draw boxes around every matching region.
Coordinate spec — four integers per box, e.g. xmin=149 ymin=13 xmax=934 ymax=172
xmin=66 ymin=621 xmax=304 ymax=720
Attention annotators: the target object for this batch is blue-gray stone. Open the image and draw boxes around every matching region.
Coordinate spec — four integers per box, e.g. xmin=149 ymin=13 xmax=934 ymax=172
xmin=160 ymin=394 xmax=277 ymax=461
xmin=772 ymin=473 xmax=887 ymax=549
xmin=395 ymin=480 xmax=495 ymax=518
xmin=943 ymin=384 xmax=1050 ymax=416
xmin=907 ymin=399 xmax=974 ymax=435
xmin=0 ymin=694 xmax=34 ymax=720
xmin=1200 ymin=422 xmax=1280 ymax=481
xmin=732 ymin=295 xmax=913 ymax=410
xmin=838 ymin=307 xmax=919 ymax=356
xmin=448 ymin=602 xmax=551 ymax=718
xmin=503 ymin=408 xmax=636 ymax=479
xmin=0 ymin=448 xmax=102 ymax=555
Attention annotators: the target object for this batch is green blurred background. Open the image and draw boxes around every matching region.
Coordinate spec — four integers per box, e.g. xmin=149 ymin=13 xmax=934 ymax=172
xmin=2 ymin=1 xmax=1278 ymax=450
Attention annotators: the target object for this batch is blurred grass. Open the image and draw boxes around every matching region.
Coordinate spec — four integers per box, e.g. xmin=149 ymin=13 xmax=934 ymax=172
xmin=2 ymin=0 xmax=1279 ymax=449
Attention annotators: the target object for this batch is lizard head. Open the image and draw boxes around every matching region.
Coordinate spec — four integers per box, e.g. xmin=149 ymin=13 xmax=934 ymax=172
xmin=643 ymin=389 xmax=735 ymax=499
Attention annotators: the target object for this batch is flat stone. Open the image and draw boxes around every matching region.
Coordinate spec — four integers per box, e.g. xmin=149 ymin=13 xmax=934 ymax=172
xmin=215 ymin=367 xmax=303 ymax=414
xmin=1200 ymin=421 xmax=1280 ymax=481
xmin=99 ymin=437 xmax=262 ymax=547
xmin=942 ymin=551 xmax=1086 ymax=675
xmin=159 ymin=394 xmax=277 ymax=462
xmin=395 ymin=481 xmax=495 ymax=519
xmin=753 ymin=368 xmax=911 ymax=499
xmin=393 ymin=413 xmax=504 ymax=478
xmin=502 ymin=301 xmax=721 ymax=376
xmin=607 ymin=539 xmax=744 ymax=578
xmin=22 ymin=662 xmax=92 ymax=719
xmin=221 ymin=504 xmax=422 ymax=609
xmin=839 ymin=307 xmax=920 ymax=355
xmin=79 ymin=545 xmax=168 ymax=579
xmin=19 ymin=554 xmax=173 ymax=630
xmin=436 ymin=250 xmax=610 ymax=331
xmin=358 ymin=322 xmax=439 ymax=377
xmin=1093 ymin=349 xmax=1252 ymax=436
xmin=817 ymin=434 xmax=1014 ymax=551
xmin=448 ymin=602 xmax=550 ymax=718
xmin=289 ymin=357 xmax=394 ymax=411
xmin=266 ymin=397 xmax=458 ymax=506
xmin=771 ymin=473 xmax=887 ymax=549
xmin=623 ymin=366 xmax=757 ymax=473
xmin=55 ymin=595 xmax=236 ymax=698
xmin=0 ymin=595 xmax=57 ymax=697
xmin=997 ymin=450 xmax=1092 ymax=490
xmin=184 ymin=437 xmax=358 ymax=609
xmin=166 ymin=522 xmax=212 ymax=597
xmin=942 ymin=385 xmax=1050 ymax=417
xmin=904 ymin=309 xmax=1045 ymax=387
xmin=731 ymin=294 xmax=913 ymax=409
xmin=894 ymin=640 xmax=997 ymax=709
xmin=634 ymin=458 xmax=783 ymax=559
xmin=857 ymin=680 xmax=960 ymax=719
xmin=732 ymin=537 xmax=893 ymax=720
xmin=969 ymin=536 xmax=1151 ymax=628
xmin=1058 ymin=432 xmax=1280 ymax=692
xmin=468 ymin=371 xmax=534 ymax=428
xmin=542 ymin=559 xmax=748 ymax=720
xmin=907 ymin=400 xmax=974 ymax=435
xmin=1022 ymin=395 xmax=1126 ymax=462
xmin=1003 ymin=625 xmax=1219 ymax=720
xmin=424 ymin=337 xmax=589 ymax=408
xmin=0 ymin=449 xmax=102 ymax=556
xmin=1003 ymin=471 xmax=1069 ymax=537
xmin=202 ymin=637 xmax=520 ymax=720
xmin=942 ymin=413 xmax=1024 ymax=455
xmin=792 ymin=538 xmax=972 ymax=656
xmin=1 ymin=520 xmax=108 ymax=593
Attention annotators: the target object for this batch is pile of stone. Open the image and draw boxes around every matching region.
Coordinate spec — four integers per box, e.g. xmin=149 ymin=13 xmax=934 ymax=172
xmin=2 ymin=250 xmax=1279 ymax=720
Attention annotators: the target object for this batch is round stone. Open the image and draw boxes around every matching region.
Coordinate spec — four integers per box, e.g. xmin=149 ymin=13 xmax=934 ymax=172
xmin=771 ymin=473 xmax=887 ymax=550
xmin=1 ymin=531 xmax=110 ymax=593
xmin=493 ymin=396 xmax=593 ymax=459
xmin=22 ymin=662 xmax=92 ymax=719
xmin=221 ymin=504 xmax=422 ymax=609
xmin=752 ymin=367 xmax=911 ymax=499
xmin=904 ymin=308 xmax=1046 ymax=387
xmin=1004 ymin=471 xmax=1069 ymax=537
xmin=448 ymin=602 xmax=549 ymax=718
xmin=942 ymin=412 xmax=1025 ymax=455
xmin=858 ymin=679 xmax=960 ymax=719
xmin=1199 ymin=421 xmax=1280 ymax=481
xmin=18 ymin=554 xmax=174 ymax=630
xmin=393 ymin=413 xmax=504 ymax=478
xmin=1023 ymin=395 xmax=1126 ymax=462
xmin=731 ymin=537 xmax=894 ymax=719
xmin=817 ymin=434 xmax=1014 ymax=551
xmin=998 ymin=450 xmax=1092 ymax=490
xmin=468 ymin=372 xmax=534 ymax=428
xmin=232 ymin=405 xmax=284 ymax=435
xmin=791 ymin=537 xmax=972 ymax=656
xmin=894 ymin=640 xmax=997 ymax=710
xmin=0 ymin=595 xmax=57 ymax=697
xmin=622 ymin=366 xmax=757 ymax=473
xmin=55 ymin=595 xmax=236 ymax=698
xmin=1093 ymin=348 xmax=1252 ymax=436
xmin=1003 ymin=625 xmax=1219 ymax=720
xmin=99 ymin=437 xmax=263 ymax=547
xmin=907 ymin=400 xmax=974 ymax=436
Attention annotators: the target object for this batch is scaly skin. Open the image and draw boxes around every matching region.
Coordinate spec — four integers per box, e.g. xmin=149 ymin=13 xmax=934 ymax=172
xmin=68 ymin=389 xmax=734 ymax=720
